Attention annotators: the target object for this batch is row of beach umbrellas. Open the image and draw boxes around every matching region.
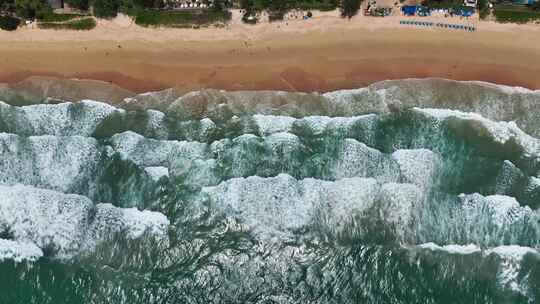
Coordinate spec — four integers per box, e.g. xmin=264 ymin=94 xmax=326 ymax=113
xmin=400 ymin=20 xmax=476 ymax=32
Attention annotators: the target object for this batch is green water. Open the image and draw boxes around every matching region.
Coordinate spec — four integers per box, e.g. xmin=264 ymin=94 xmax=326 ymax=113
xmin=0 ymin=90 xmax=539 ymax=303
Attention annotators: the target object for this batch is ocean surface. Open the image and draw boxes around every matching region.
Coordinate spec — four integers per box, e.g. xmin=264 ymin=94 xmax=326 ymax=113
xmin=0 ymin=78 xmax=539 ymax=303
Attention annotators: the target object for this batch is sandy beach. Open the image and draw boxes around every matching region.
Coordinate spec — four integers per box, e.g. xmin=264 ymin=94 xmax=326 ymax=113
xmin=1 ymin=10 xmax=540 ymax=92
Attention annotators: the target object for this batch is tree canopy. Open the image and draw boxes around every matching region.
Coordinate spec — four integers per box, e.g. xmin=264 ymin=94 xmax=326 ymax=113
xmin=0 ymin=15 xmax=20 ymax=30
xmin=92 ymin=0 xmax=119 ymax=18
xmin=14 ymin=0 xmax=51 ymax=19
xmin=0 ymin=0 xmax=15 ymax=12
xmin=65 ymin=0 xmax=89 ymax=10
xmin=340 ymin=0 xmax=361 ymax=18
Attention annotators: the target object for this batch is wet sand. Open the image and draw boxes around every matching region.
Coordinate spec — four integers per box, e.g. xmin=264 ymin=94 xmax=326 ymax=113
xmin=1 ymin=11 xmax=540 ymax=92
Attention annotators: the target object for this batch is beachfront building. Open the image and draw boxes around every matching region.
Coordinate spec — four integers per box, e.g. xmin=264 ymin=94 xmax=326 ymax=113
xmin=464 ymin=0 xmax=477 ymax=7
xmin=164 ymin=0 xmax=215 ymax=9
xmin=365 ymin=0 xmax=395 ymax=16
xmin=47 ymin=0 xmax=64 ymax=9
xmin=47 ymin=0 xmax=81 ymax=13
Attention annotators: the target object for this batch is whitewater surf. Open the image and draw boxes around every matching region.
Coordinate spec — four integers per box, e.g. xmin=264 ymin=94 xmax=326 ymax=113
xmin=0 ymin=78 xmax=539 ymax=303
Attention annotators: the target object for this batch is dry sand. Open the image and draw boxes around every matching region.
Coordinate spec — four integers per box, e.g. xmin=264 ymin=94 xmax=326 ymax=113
xmin=1 ymin=10 xmax=540 ymax=92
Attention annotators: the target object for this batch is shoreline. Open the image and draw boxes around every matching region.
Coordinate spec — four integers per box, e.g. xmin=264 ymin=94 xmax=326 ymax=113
xmin=1 ymin=11 xmax=540 ymax=93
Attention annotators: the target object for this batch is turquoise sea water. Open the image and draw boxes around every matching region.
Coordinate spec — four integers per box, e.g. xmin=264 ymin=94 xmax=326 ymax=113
xmin=0 ymin=79 xmax=539 ymax=303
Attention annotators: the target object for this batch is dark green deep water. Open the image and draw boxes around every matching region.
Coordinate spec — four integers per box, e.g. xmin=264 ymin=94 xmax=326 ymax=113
xmin=0 ymin=82 xmax=539 ymax=303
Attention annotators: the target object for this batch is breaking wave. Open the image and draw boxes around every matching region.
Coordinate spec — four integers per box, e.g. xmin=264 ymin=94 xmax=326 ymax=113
xmin=0 ymin=78 xmax=539 ymax=303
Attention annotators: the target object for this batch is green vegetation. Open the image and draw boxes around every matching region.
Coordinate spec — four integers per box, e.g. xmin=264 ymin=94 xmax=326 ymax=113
xmin=93 ymin=0 xmax=120 ymax=18
xmin=494 ymin=4 xmax=540 ymax=23
xmin=14 ymin=0 xmax=51 ymax=19
xmin=134 ymin=9 xmax=231 ymax=27
xmin=0 ymin=0 xmax=233 ymax=28
xmin=0 ymin=0 xmax=15 ymax=12
xmin=296 ymin=0 xmax=336 ymax=10
xmin=38 ymin=16 xmax=96 ymax=29
xmin=340 ymin=0 xmax=361 ymax=18
xmin=477 ymin=0 xmax=489 ymax=19
xmin=39 ymin=12 xmax=85 ymax=21
xmin=241 ymin=0 xmax=338 ymax=15
xmin=422 ymin=0 xmax=462 ymax=9
xmin=0 ymin=15 xmax=20 ymax=30
xmin=65 ymin=0 xmax=89 ymax=10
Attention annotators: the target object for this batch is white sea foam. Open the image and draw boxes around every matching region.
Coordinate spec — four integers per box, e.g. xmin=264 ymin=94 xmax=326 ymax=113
xmin=0 ymin=184 xmax=95 ymax=257
xmin=110 ymin=131 xmax=207 ymax=167
xmin=419 ymin=242 xmax=481 ymax=255
xmin=0 ymin=133 xmax=102 ymax=193
xmin=203 ymin=174 xmax=381 ymax=241
xmin=119 ymin=208 xmax=169 ymax=239
xmin=486 ymin=245 xmax=538 ymax=260
xmin=144 ymin=109 xmax=169 ymax=138
xmin=392 ymin=149 xmax=441 ymax=188
xmin=252 ymin=115 xmax=295 ymax=135
xmin=379 ymin=183 xmax=423 ymax=241
xmin=0 ymin=239 xmax=44 ymax=262
xmin=144 ymin=166 xmax=169 ymax=182
xmin=418 ymin=243 xmax=540 ymax=296
xmin=250 ymin=114 xmax=376 ymax=139
xmin=459 ymin=193 xmax=533 ymax=229
xmin=202 ymin=174 xmax=428 ymax=242
xmin=330 ymin=138 xmax=399 ymax=182
xmin=0 ymin=100 xmax=123 ymax=136
xmin=0 ymin=185 xmax=169 ymax=260
xmin=323 ymin=88 xmax=370 ymax=105
xmin=458 ymin=80 xmax=538 ymax=95
xmin=415 ymin=242 xmax=538 ymax=296
xmin=486 ymin=245 xmax=539 ymax=295
xmin=485 ymin=195 xmax=524 ymax=228
xmin=414 ymin=108 xmax=540 ymax=157
xmin=266 ymin=132 xmax=301 ymax=145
